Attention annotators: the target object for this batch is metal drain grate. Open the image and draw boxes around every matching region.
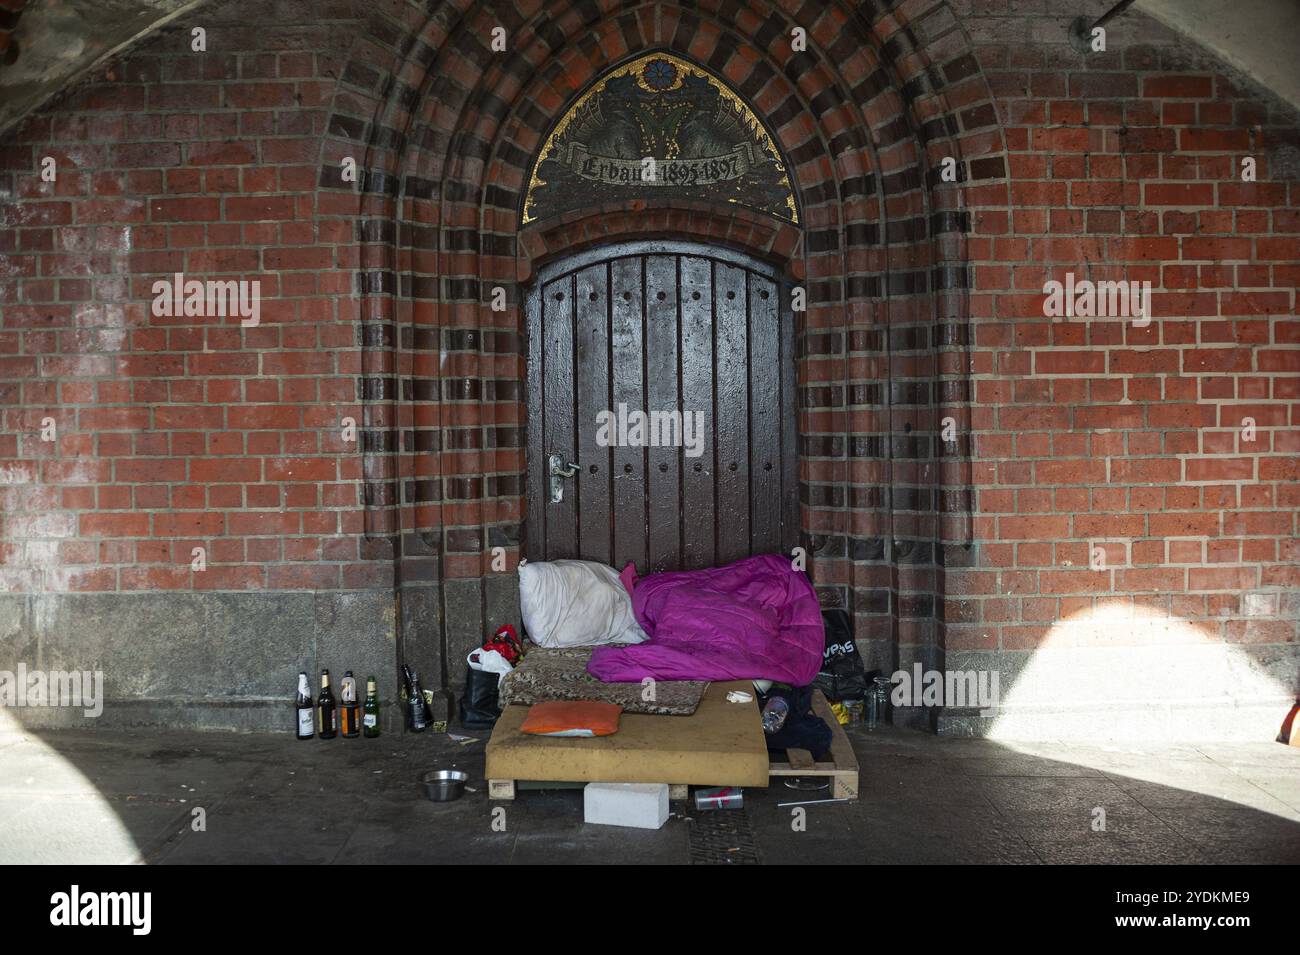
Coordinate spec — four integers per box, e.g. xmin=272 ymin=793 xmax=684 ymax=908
xmin=688 ymin=807 xmax=761 ymax=865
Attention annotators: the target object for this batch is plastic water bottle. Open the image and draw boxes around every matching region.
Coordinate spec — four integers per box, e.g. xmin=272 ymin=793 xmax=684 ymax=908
xmin=761 ymin=696 xmax=789 ymax=734
xmin=867 ymin=676 xmax=891 ymax=730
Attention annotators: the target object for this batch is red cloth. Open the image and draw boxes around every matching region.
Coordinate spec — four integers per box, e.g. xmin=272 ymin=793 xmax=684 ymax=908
xmin=520 ymin=701 xmax=622 ymax=737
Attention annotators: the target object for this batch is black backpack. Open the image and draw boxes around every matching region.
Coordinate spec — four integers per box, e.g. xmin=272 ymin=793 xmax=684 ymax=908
xmin=810 ymin=608 xmax=869 ymax=701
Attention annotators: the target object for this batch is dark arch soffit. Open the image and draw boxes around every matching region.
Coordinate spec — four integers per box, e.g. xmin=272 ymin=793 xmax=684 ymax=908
xmin=520 ymin=51 xmax=800 ymax=227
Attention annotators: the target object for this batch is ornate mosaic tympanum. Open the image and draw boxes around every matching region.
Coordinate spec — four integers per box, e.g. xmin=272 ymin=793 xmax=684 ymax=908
xmin=522 ymin=53 xmax=798 ymax=224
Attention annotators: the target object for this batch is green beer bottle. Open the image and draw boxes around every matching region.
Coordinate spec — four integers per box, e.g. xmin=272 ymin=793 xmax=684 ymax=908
xmin=362 ymin=675 xmax=381 ymax=738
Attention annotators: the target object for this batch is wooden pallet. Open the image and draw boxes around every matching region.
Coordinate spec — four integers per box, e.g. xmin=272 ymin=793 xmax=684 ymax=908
xmin=488 ymin=779 xmax=688 ymax=801
xmin=767 ymin=690 xmax=860 ymax=800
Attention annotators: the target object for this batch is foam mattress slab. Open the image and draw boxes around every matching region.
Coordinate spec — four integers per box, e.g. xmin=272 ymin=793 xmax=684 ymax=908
xmin=485 ymin=680 xmax=769 ymax=788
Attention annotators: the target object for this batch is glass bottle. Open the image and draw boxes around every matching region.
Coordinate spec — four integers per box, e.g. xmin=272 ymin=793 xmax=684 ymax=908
xmin=362 ymin=675 xmax=381 ymax=738
xmin=339 ymin=671 xmax=360 ymax=738
xmin=317 ymin=669 xmax=337 ymax=739
xmin=295 ymin=672 xmax=313 ymax=740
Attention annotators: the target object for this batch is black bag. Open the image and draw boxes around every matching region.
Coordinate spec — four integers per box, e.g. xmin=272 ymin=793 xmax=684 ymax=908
xmin=810 ymin=608 xmax=869 ymax=701
xmin=458 ymin=666 xmax=501 ymax=729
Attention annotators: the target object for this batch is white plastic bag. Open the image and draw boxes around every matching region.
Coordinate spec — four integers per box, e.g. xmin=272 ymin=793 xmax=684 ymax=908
xmin=518 ymin=559 xmax=648 ymax=648
xmin=467 ymin=648 xmax=513 ymax=686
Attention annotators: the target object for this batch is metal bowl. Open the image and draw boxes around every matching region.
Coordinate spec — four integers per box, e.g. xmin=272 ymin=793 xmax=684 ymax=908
xmin=419 ymin=769 xmax=468 ymax=802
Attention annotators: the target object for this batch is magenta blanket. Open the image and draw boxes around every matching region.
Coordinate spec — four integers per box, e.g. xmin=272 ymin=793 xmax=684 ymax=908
xmin=586 ymin=554 xmax=823 ymax=685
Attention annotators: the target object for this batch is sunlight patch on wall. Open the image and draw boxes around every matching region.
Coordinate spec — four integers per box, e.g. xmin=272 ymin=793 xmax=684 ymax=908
xmin=982 ymin=601 xmax=1296 ymax=743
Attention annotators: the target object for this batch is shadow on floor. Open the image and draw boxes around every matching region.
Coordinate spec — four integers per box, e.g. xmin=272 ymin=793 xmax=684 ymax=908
xmin=2 ymin=719 xmax=1298 ymax=864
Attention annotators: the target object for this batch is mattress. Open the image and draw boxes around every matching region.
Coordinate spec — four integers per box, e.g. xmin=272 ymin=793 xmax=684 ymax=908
xmin=486 ymin=680 xmax=770 ymax=789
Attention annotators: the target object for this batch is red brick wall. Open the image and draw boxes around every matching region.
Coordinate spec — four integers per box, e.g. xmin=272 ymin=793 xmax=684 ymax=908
xmin=950 ymin=2 xmax=1300 ymax=662
xmin=1 ymin=2 xmax=378 ymax=595
xmin=0 ymin=0 xmax=1295 ymax=730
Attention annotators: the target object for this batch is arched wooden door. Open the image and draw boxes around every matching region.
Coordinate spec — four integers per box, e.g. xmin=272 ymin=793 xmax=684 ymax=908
xmin=525 ymin=240 xmax=798 ymax=573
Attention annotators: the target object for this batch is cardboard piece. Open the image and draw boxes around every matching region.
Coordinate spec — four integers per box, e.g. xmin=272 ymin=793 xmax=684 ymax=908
xmin=486 ymin=680 xmax=769 ymax=788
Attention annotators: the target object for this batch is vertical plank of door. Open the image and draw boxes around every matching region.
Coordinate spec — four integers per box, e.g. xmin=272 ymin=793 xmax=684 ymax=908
xmin=679 ymin=255 xmax=715 ymax=569
xmin=542 ymin=274 xmax=577 ymax=558
xmin=779 ymin=285 xmax=799 ymax=554
xmin=645 ymin=255 xmax=680 ymax=572
xmin=610 ymin=256 xmax=647 ymax=572
xmin=748 ymin=271 xmax=781 ymax=555
xmin=525 ymin=282 xmax=546 ymax=561
xmin=714 ymin=262 xmax=749 ymax=563
xmin=574 ymin=263 xmax=612 ymax=565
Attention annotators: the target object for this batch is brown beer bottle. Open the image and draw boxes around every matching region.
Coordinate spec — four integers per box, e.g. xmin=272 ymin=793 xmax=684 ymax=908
xmin=317 ymin=669 xmax=337 ymax=739
xmin=339 ymin=671 xmax=360 ymax=738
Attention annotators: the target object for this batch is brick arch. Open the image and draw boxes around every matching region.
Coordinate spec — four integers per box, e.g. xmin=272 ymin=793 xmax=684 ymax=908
xmin=367 ymin=1 xmax=864 ymax=590
xmin=396 ymin=1 xmax=870 ymax=611
xmin=318 ymin=0 xmax=1009 ymax=708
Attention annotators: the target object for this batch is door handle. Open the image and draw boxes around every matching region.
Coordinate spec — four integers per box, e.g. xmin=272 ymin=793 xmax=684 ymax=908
xmin=548 ymin=453 xmax=578 ymax=503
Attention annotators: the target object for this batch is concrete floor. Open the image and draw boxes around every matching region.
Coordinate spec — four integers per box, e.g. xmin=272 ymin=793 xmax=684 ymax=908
xmin=1 ymin=721 xmax=1298 ymax=864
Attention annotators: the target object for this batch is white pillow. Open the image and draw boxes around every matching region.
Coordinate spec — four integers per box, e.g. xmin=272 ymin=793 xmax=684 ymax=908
xmin=518 ymin=559 xmax=648 ymax=648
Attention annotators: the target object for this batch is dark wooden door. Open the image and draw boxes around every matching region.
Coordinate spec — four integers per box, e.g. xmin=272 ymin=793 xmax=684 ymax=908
xmin=526 ymin=240 xmax=798 ymax=573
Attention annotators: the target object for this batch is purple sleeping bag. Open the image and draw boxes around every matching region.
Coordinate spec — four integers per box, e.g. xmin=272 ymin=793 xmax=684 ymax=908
xmin=586 ymin=553 xmax=823 ymax=686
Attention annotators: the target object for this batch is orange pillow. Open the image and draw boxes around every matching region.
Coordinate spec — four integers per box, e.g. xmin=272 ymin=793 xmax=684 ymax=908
xmin=520 ymin=701 xmax=622 ymax=737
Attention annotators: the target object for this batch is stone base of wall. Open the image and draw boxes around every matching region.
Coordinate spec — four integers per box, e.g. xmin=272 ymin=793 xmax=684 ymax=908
xmin=6 ymin=588 xmax=1291 ymax=741
xmin=0 ymin=578 xmax=526 ymax=733
xmin=0 ymin=590 xmax=398 ymax=733
xmin=2 ymin=697 xmax=411 ymax=734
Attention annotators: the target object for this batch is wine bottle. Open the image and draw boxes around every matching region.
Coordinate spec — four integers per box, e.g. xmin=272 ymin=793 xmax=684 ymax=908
xmin=295 ymin=672 xmax=314 ymax=740
xmin=362 ymin=675 xmax=381 ymax=738
xmin=402 ymin=664 xmax=431 ymax=732
xmin=339 ymin=671 xmax=360 ymax=738
xmin=317 ymin=669 xmax=337 ymax=739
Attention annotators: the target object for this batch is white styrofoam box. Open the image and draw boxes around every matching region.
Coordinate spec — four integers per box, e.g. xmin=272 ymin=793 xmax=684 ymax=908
xmin=583 ymin=782 xmax=670 ymax=830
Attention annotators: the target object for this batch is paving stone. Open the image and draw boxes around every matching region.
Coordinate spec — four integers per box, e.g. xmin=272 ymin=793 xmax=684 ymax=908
xmin=1003 ymin=803 xmax=1183 ymax=843
xmin=334 ymin=791 xmax=515 ymax=865
xmin=974 ymin=775 xmax=1145 ymax=814
xmin=1026 ymin=834 xmax=1208 ymax=865
xmin=155 ymin=793 xmax=361 ymax=865
xmin=0 ymin=793 xmax=188 ymax=864
xmin=1103 ymin=771 xmax=1294 ymax=815
xmin=1147 ymin=806 xmax=1300 ymax=864
xmin=502 ymin=787 xmax=693 ymax=863
xmin=1227 ymin=770 xmax=1300 ymax=813
xmin=956 ymin=754 xmax=1107 ymax=778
